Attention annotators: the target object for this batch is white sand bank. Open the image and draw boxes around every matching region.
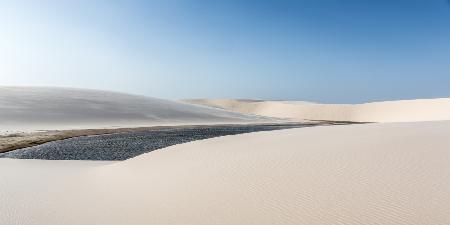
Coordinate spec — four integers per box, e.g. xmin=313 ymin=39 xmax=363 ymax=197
xmin=1 ymin=121 xmax=449 ymax=225
xmin=184 ymin=98 xmax=450 ymax=122
xmin=0 ymin=87 xmax=265 ymax=134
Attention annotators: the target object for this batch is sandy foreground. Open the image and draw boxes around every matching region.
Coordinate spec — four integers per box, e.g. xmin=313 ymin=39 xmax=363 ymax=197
xmin=1 ymin=121 xmax=449 ymax=225
xmin=184 ymin=98 xmax=450 ymax=122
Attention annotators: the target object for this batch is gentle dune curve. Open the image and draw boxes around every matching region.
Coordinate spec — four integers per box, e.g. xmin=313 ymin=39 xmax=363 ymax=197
xmin=0 ymin=87 xmax=266 ymax=134
xmin=1 ymin=121 xmax=449 ymax=225
xmin=183 ymin=98 xmax=450 ymax=122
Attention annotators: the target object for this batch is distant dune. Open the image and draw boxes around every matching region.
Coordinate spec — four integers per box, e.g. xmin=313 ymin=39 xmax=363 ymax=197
xmin=0 ymin=87 xmax=265 ymax=134
xmin=1 ymin=121 xmax=449 ymax=225
xmin=184 ymin=98 xmax=450 ymax=122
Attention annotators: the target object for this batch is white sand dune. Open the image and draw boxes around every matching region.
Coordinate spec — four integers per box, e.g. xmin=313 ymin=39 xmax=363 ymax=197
xmin=2 ymin=88 xmax=449 ymax=224
xmin=0 ymin=87 xmax=266 ymax=134
xmin=1 ymin=121 xmax=450 ymax=225
xmin=184 ymin=98 xmax=450 ymax=122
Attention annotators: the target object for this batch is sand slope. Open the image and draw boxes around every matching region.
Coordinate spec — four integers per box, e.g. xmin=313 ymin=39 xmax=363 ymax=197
xmin=0 ymin=87 xmax=264 ymax=134
xmin=184 ymin=98 xmax=450 ymax=122
xmin=1 ymin=121 xmax=449 ymax=225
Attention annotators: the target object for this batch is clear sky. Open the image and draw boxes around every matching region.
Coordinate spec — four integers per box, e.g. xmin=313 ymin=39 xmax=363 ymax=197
xmin=1 ymin=0 xmax=449 ymax=103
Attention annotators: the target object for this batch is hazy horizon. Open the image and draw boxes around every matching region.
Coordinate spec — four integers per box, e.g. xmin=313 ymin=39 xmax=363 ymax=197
xmin=1 ymin=0 xmax=450 ymax=103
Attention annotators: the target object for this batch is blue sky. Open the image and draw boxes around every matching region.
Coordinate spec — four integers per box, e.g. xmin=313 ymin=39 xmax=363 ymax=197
xmin=1 ymin=0 xmax=449 ymax=103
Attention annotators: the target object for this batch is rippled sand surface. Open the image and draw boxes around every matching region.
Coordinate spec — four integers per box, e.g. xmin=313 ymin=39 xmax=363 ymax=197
xmin=1 ymin=121 xmax=449 ymax=225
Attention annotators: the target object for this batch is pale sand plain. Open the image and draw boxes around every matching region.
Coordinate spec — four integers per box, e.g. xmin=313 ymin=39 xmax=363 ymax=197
xmin=0 ymin=87 xmax=268 ymax=134
xmin=184 ymin=98 xmax=450 ymax=122
xmin=1 ymin=87 xmax=450 ymax=225
xmin=1 ymin=121 xmax=449 ymax=225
